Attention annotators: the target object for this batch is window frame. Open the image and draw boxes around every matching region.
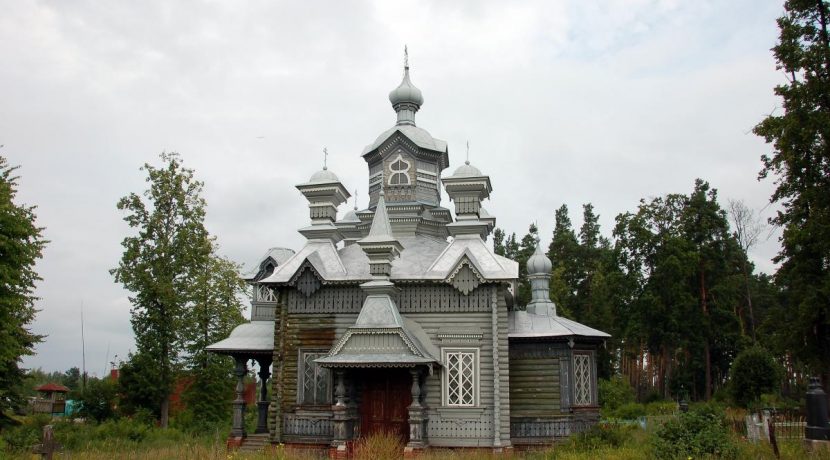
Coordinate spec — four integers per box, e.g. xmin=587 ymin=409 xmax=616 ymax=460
xmin=441 ymin=347 xmax=479 ymax=408
xmin=297 ymin=349 xmax=332 ymax=406
xmin=572 ymin=351 xmax=595 ymax=407
xmin=387 ymin=154 xmax=411 ymax=186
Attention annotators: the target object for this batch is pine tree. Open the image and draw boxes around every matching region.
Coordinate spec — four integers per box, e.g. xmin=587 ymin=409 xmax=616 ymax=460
xmin=0 ymin=156 xmax=46 ymax=416
xmin=111 ymin=152 xmax=213 ymax=427
xmin=754 ymin=0 xmax=830 ymax=386
xmin=516 ymin=224 xmax=539 ymax=305
xmin=548 ymin=205 xmax=580 ymax=317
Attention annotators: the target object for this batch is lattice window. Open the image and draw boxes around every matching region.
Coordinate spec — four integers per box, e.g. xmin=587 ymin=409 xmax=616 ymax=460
xmin=256 ymin=284 xmax=277 ymax=302
xmin=299 ymin=350 xmax=331 ymax=405
xmin=573 ymin=353 xmax=593 ymax=406
xmin=443 ymin=349 xmax=477 ymax=407
xmin=388 ymin=154 xmax=411 ymax=185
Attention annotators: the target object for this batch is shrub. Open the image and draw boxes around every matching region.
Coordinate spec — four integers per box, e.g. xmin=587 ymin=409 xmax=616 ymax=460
xmin=728 ymin=346 xmax=781 ymax=408
xmin=644 ymin=401 xmax=677 ymax=415
xmin=78 ymin=377 xmax=119 ymax=422
xmin=0 ymin=414 xmax=50 ymax=452
xmin=568 ymin=423 xmax=636 ymax=451
xmin=613 ymin=402 xmax=646 ymax=420
xmin=599 ymin=376 xmax=636 ymax=415
xmin=651 ymin=407 xmax=738 ymax=459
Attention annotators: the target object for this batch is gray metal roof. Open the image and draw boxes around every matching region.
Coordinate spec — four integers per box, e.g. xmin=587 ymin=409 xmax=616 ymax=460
xmin=242 ymin=247 xmax=296 ymax=280
xmin=206 ymin=321 xmax=274 ymax=354
xmin=260 ymin=233 xmax=517 ymax=284
xmin=508 ymin=311 xmax=610 ymax=339
xmin=362 ymin=124 xmax=447 ymax=155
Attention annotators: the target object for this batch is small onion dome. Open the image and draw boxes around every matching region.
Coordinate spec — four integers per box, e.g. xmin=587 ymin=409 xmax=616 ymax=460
xmin=451 ymin=160 xmax=483 ymax=178
xmin=527 ymin=237 xmax=552 ymax=275
xmin=389 ymin=65 xmax=424 ymax=108
xmin=308 ymin=166 xmax=340 ymax=184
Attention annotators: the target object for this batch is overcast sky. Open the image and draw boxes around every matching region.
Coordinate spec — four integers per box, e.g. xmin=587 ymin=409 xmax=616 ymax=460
xmin=3 ymin=0 xmax=786 ymax=374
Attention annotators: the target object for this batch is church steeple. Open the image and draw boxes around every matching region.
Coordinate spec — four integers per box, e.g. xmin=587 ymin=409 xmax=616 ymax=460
xmin=388 ymin=46 xmax=423 ymax=126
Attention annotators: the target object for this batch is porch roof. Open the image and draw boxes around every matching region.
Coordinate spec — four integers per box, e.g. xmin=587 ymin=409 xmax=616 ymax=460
xmin=206 ymin=320 xmax=274 ymax=355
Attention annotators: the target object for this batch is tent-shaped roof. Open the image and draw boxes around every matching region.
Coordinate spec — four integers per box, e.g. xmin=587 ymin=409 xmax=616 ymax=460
xmin=35 ymin=383 xmax=70 ymax=393
xmin=508 ymin=311 xmax=610 ymax=340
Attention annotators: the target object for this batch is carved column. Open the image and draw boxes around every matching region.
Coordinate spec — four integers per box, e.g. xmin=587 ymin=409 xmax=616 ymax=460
xmin=406 ymin=367 xmax=427 ymax=450
xmin=331 ymin=370 xmax=350 ymax=456
xmin=231 ymin=356 xmax=248 ymax=439
xmin=255 ymin=356 xmax=272 ymax=434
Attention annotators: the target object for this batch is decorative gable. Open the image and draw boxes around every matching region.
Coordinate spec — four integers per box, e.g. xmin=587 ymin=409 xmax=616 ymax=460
xmin=448 ymin=258 xmax=485 ymax=295
xmin=290 ymin=263 xmax=323 ymax=298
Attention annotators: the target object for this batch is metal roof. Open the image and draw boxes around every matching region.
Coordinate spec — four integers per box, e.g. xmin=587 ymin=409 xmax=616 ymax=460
xmin=508 ymin=311 xmax=610 ymax=339
xmin=362 ymin=124 xmax=448 ymax=155
xmin=206 ymin=321 xmax=274 ymax=354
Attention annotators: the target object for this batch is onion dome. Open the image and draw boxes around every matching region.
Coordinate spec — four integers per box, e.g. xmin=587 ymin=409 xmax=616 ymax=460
xmin=308 ymin=166 xmax=340 ymax=184
xmin=527 ymin=236 xmax=552 ymax=275
xmin=389 ymin=47 xmax=423 ymax=126
xmin=389 ymin=66 xmax=424 ymax=108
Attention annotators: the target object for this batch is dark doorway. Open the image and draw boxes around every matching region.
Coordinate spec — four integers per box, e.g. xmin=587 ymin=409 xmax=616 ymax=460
xmin=359 ymin=369 xmax=411 ymax=442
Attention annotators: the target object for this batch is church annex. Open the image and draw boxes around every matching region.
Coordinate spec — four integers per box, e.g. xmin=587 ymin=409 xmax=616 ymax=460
xmin=207 ymin=55 xmax=610 ymax=455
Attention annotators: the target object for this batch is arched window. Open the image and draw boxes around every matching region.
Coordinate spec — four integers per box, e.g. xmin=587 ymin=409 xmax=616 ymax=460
xmin=388 ymin=154 xmax=411 ymax=186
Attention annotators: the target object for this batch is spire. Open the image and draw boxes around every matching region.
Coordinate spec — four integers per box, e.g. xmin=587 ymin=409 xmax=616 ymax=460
xmin=357 ymin=188 xmax=402 ymax=277
xmin=388 ymin=46 xmax=423 ymax=126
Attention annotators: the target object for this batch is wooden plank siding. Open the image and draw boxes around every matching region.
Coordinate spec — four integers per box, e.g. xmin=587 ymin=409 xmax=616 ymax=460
xmin=509 ymin=356 xmax=560 ymax=417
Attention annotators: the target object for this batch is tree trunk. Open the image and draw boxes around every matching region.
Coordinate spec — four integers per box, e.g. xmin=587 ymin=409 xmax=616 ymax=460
xmin=699 ymin=266 xmax=712 ymax=400
xmin=160 ymin=396 xmax=170 ymax=428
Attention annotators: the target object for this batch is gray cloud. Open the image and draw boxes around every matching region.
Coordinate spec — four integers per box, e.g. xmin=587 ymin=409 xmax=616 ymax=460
xmin=2 ymin=0 xmax=785 ymax=372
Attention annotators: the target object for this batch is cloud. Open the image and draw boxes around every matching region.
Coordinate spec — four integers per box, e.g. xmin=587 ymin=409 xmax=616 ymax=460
xmin=2 ymin=0 xmax=785 ymax=371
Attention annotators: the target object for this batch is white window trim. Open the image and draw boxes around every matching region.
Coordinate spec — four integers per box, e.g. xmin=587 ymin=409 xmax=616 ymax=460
xmin=297 ymin=349 xmax=331 ymax=405
xmin=573 ymin=351 xmax=594 ymax=407
xmin=388 ymin=154 xmax=412 ymax=186
xmin=441 ymin=347 xmax=479 ymax=407
xmin=256 ymin=284 xmax=277 ymax=303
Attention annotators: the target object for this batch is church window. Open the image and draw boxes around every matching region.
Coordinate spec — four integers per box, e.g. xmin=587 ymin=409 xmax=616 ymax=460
xmin=573 ymin=353 xmax=593 ymax=406
xmin=256 ymin=284 xmax=277 ymax=302
xmin=298 ymin=350 xmax=331 ymax=405
xmin=443 ymin=348 xmax=478 ymax=407
xmin=388 ymin=154 xmax=411 ymax=186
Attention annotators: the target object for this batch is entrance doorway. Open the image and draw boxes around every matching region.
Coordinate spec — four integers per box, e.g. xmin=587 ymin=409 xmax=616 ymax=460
xmin=359 ymin=369 xmax=411 ymax=442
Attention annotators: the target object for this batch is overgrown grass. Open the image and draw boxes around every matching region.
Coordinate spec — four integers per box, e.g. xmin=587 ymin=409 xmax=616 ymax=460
xmin=4 ymin=415 xmax=830 ymax=459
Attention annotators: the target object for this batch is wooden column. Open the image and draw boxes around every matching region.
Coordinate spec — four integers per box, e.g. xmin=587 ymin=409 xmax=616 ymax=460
xmin=406 ymin=367 xmax=427 ymax=451
xmin=255 ymin=356 xmax=272 ymax=434
xmin=231 ymin=356 xmax=248 ymax=439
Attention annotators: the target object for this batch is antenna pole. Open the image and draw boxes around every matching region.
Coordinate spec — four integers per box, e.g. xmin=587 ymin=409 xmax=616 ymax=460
xmin=80 ymin=300 xmax=87 ymax=392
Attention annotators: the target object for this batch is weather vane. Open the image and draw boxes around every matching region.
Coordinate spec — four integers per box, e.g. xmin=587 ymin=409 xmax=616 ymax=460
xmin=323 ymin=147 xmax=328 ymax=170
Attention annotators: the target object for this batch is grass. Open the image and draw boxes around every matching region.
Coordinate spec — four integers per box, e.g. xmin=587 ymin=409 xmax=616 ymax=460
xmin=3 ymin=416 xmax=830 ymax=460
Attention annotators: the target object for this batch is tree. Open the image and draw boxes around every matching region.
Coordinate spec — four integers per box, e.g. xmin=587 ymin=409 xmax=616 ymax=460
xmin=179 ymin=255 xmax=246 ymax=426
xmin=516 ymin=224 xmax=539 ymax=305
xmin=548 ymin=205 xmax=580 ymax=316
xmin=0 ymin=156 xmax=46 ymax=416
xmin=754 ymin=0 xmax=830 ymax=386
xmin=111 ymin=152 xmax=213 ymax=427
xmin=729 ymin=346 xmax=781 ymax=408
xmin=727 ymin=199 xmax=764 ymax=341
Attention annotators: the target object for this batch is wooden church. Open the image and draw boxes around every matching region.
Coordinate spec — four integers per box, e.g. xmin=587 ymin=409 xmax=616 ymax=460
xmin=207 ymin=54 xmax=610 ymax=456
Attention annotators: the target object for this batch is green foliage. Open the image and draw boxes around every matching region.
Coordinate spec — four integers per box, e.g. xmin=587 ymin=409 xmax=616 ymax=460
xmin=0 ymin=414 xmax=51 ymax=452
xmin=568 ymin=423 xmax=637 ymax=451
xmin=599 ymin=377 xmax=636 ymax=415
xmin=177 ymin=360 xmax=235 ymax=430
xmin=651 ymin=407 xmax=738 ymax=460
xmin=0 ymin=156 xmax=46 ymax=414
xmin=728 ymin=346 xmax=781 ymax=408
xmin=111 ymin=153 xmax=245 ymax=426
xmin=613 ymin=403 xmax=647 ymax=420
xmin=644 ymin=401 xmax=678 ymax=416
xmin=754 ymin=0 xmax=830 ymax=386
xmin=78 ymin=377 xmax=119 ymax=422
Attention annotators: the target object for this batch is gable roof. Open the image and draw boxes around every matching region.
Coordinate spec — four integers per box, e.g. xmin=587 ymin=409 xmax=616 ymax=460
xmin=362 ymin=124 xmax=447 ymax=156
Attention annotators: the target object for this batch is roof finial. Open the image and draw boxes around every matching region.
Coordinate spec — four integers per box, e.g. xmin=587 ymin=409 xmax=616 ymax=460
xmin=466 ymin=140 xmax=470 ymax=165
xmin=380 ymin=170 xmax=385 ymax=197
xmin=404 ymin=45 xmax=409 ymax=70
xmin=323 ymin=147 xmax=329 ymax=170
xmin=354 ymin=189 xmax=358 ymax=210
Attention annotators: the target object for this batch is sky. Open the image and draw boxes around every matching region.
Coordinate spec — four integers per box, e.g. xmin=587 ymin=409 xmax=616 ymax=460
xmin=2 ymin=0 xmax=787 ymax=374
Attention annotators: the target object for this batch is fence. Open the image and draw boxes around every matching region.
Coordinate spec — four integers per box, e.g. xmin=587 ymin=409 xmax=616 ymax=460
xmin=742 ymin=410 xmax=805 ymax=442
